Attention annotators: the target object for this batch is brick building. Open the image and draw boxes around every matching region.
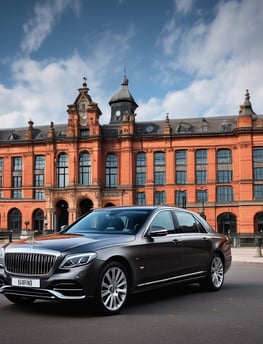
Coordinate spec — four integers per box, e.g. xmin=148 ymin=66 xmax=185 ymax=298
xmin=0 ymin=75 xmax=263 ymax=241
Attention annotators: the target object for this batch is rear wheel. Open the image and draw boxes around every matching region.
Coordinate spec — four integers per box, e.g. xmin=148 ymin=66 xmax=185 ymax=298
xmin=5 ymin=294 xmax=35 ymax=304
xmin=201 ymin=253 xmax=224 ymax=291
xmin=95 ymin=262 xmax=129 ymax=315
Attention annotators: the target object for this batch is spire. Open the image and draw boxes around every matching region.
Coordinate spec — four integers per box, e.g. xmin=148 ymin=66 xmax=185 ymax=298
xmin=82 ymin=76 xmax=88 ymax=88
xmin=239 ymin=89 xmax=257 ymax=119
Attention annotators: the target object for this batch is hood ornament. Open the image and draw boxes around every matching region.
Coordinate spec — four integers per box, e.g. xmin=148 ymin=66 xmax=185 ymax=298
xmin=28 ymin=232 xmax=36 ymax=247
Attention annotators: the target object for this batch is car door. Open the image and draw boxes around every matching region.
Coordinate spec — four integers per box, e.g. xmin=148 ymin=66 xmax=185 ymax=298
xmin=174 ymin=210 xmax=211 ymax=274
xmin=135 ymin=210 xmax=184 ymax=286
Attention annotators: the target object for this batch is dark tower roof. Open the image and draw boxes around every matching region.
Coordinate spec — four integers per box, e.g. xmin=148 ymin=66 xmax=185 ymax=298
xmin=109 ymin=75 xmax=138 ymax=107
xmin=239 ymin=89 xmax=257 ymax=119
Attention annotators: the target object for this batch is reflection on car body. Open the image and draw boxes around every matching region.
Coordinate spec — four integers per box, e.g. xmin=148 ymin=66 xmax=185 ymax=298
xmin=0 ymin=206 xmax=232 ymax=315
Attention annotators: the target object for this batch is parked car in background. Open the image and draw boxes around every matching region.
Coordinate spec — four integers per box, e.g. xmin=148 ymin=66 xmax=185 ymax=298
xmin=0 ymin=206 xmax=231 ymax=315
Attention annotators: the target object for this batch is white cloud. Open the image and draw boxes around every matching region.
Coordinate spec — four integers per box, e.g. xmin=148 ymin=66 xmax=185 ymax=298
xmin=174 ymin=0 xmax=195 ymax=15
xmin=139 ymin=0 xmax=263 ymax=121
xmin=1 ymin=0 xmax=263 ymax=131
xmin=21 ymin=0 xmax=81 ymax=54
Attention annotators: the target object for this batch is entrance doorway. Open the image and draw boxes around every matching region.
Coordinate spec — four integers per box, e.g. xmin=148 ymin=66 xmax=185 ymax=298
xmin=56 ymin=200 xmax=68 ymax=230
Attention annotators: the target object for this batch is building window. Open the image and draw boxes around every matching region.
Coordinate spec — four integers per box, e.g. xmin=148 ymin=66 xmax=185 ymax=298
xmin=106 ymin=153 xmax=118 ymax=188
xmin=0 ymin=157 xmax=3 ymax=191
xmin=175 ymin=190 xmax=187 ymax=208
xmin=217 ymin=186 xmax=233 ymax=202
xmin=196 ymin=189 xmax=208 ymax=203
xmin=196 ymin=149 xmax=207 ymax=164
xmin=154 ymin=191 xmax=166 ymax=205
xmin=8 ymin=208 xmax=22 ymax=233
xmin=254 ymin=168 xmax=263 ymax=180
xmin=196 ymin=171 xmax=207 ymax=185
xmin=13 ymin=156 xmax=22 ymax=171
xmin=57 ymin=153 xmax=68 ymax=187
xmin=136 ymin=192 xmax=146 ymax=205
xmin=217 ymin=170 xmax=232 ymax=183
xmin=217 ymin=149 xmax=232 ymax=164
xmin=79 ymin=152 xmax=91 ymax=185
xmin=253 ymin=148 xmax=263 ymax=182
xmin=136 ymin=152 xmax=146 ymax=186
xmin=12 ymin=157 xmax=22 ymax=199
xmin=154 ymin=152 xmax=165 ymax=185
xmin=34 ymin=155 xmax=45 ymax=200
xmin=195 ymin=149 xmax=207 ymax=184
xmin=217 ymin=149 xmax=232 ymax=184
xmin=176 ymin=150 xmax=187 ymax=184
xmin=176 ymin=171 xmax=186 ymax=184
xmin=80 ymin=129 xmax=89 ymax=137
xmin=254 ymin=185 xmax=263 ymax=200
xmin=253 ymin=148 xmax=263 ymax=162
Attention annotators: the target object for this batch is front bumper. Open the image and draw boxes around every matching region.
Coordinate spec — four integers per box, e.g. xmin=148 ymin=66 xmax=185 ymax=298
xmin=0 ymin=259 xmax=104 ymax=302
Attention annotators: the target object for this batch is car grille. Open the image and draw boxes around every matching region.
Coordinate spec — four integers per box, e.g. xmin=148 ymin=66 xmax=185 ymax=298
xmin=5 ymin=253 xmax=57 ymax=276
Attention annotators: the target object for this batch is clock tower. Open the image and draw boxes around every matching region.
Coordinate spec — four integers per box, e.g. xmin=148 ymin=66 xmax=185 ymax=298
xmin=109 ymin=74 xmax=138 ymax=124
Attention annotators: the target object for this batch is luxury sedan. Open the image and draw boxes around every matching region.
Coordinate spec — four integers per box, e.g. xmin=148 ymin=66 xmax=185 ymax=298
xmin=0 ymin=206 xmax=232 ymax=315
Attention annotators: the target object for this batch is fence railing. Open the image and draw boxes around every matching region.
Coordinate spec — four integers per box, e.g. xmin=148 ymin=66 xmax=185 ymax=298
xmin=228 ymin=233 xmax=262 ymax=248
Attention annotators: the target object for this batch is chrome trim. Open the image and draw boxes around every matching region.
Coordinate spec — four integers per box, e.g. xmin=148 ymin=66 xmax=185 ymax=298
xmin=0 ymin=285 xmax=86 ymax=300
xmin=137 ymin=271 xmax=205 ymax=288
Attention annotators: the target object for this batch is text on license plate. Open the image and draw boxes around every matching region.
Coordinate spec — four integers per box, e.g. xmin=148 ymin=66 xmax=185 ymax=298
xmin=12 ymin=278 xmax=40 ymax=288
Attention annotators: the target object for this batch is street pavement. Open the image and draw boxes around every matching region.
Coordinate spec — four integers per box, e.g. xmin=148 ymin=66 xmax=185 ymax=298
xmin=231 ymin=247 xmax=263 ymax=264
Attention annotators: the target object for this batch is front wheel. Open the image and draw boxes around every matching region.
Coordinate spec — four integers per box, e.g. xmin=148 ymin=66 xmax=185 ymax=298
xmin=95 ymin=262 xmax=129 ymax=315
xmin=201 ymin=254 xmax=224 ymax=291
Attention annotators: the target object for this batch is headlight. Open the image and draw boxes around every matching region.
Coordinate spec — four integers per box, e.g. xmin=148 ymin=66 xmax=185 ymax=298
xmin=60 ymin=252 xmax=97 ymax=269
xmin=0 ymin=247 xmax=5 ymax=268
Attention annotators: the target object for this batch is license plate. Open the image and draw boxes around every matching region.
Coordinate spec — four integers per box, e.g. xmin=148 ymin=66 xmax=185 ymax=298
xmin=12 ymin=278 xmax=40 ymax=288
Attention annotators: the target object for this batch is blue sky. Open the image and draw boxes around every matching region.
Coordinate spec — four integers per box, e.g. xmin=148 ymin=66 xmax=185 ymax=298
xmin=0 ymin=0 xmax=262 ymax=128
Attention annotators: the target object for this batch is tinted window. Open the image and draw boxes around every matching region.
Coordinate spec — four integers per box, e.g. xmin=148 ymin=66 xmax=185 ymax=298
xmin=151 ymin=210 xmax=176 ymax=233
xmin=175 ymin=211 xmax=199 ymax=233
xmin=66 ymin=209 xmax=151 ymax=234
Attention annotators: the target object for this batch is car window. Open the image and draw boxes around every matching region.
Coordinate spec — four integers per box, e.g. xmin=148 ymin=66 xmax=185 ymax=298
xmin=175 ymin=211 xmax=199 ymax=233
xmin=65 ymin=209 xmax=151 ymax=234
xmin=150 ymin=210 xmax=177 ymax=233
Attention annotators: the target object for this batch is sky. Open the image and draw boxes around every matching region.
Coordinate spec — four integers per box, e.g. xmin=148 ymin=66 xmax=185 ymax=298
xmin=0 ymin=0 xmax=263 ymax=129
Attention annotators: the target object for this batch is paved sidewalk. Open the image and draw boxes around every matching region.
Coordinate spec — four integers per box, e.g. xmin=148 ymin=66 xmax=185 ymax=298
xmin=231 ymin=247 xmax=263 ymax=264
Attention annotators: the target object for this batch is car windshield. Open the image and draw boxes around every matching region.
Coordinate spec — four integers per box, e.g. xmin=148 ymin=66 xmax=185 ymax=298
xmin=65 ymin=208 xmax=152 ymax=234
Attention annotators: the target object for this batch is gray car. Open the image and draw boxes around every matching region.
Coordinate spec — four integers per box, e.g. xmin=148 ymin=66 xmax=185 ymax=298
xmin=0 ymin=206 xmax=232 ymax=315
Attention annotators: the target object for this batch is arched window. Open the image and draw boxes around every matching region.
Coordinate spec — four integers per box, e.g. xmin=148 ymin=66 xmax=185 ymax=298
xmin=57 ymin=153 xmax=68 ymax=187
xmin=79 ymin=152 xmax=91 ymax=185
xmin=105 ymin=153 xmax=118 ymax=188
xmin=33 ymin=209 xmax=44 ymax=235
xmin=8 ymin=208 xmax=22 ymax=233
xmin=136 ymin=152 xmax=146 ymax=186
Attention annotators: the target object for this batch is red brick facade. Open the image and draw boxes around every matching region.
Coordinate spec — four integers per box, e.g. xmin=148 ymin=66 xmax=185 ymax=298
xmin=0 ymin=77 xmax=263 ymax=241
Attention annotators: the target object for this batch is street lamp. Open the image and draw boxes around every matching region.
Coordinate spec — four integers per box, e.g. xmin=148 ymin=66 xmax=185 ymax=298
xmin=24 ymin=220 xmax=29 ymax=230
xmin=200 ymin=189 xmax=206 ymax=219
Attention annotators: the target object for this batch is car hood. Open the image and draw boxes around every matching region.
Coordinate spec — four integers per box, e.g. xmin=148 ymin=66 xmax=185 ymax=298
xmin=5 ymin=233 xmax=136 ymax=253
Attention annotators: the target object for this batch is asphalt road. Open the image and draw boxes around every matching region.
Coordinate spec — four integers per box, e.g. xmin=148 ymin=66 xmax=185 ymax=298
xmin=0 ymin=262 xmax=263 ymax=344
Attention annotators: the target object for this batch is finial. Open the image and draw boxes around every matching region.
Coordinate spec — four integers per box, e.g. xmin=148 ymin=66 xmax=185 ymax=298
xmin=83 ymin=77 xmax=87 ymax=88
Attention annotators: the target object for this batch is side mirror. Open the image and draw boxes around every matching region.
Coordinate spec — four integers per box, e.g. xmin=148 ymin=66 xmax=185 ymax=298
xmin=149 ymin=226 xmax=168 ymax=237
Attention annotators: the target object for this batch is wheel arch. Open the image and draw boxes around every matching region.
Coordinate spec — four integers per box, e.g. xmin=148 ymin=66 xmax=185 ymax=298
xmin=102 ymin=255 xmax=135 ymax=289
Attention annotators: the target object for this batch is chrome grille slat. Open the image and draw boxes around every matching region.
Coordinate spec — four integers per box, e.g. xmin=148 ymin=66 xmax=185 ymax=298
xmin=5 ymin=253 xmax=56 ymax=276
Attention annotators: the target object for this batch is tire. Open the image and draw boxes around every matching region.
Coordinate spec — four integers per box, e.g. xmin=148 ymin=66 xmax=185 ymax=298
xmin=5 ymin=294 xmax=35 ymax=304
xmin=201 ymin=253 xmax=224 ymax=291
xmin=95 ymin=262 xmax=129 ymax=315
